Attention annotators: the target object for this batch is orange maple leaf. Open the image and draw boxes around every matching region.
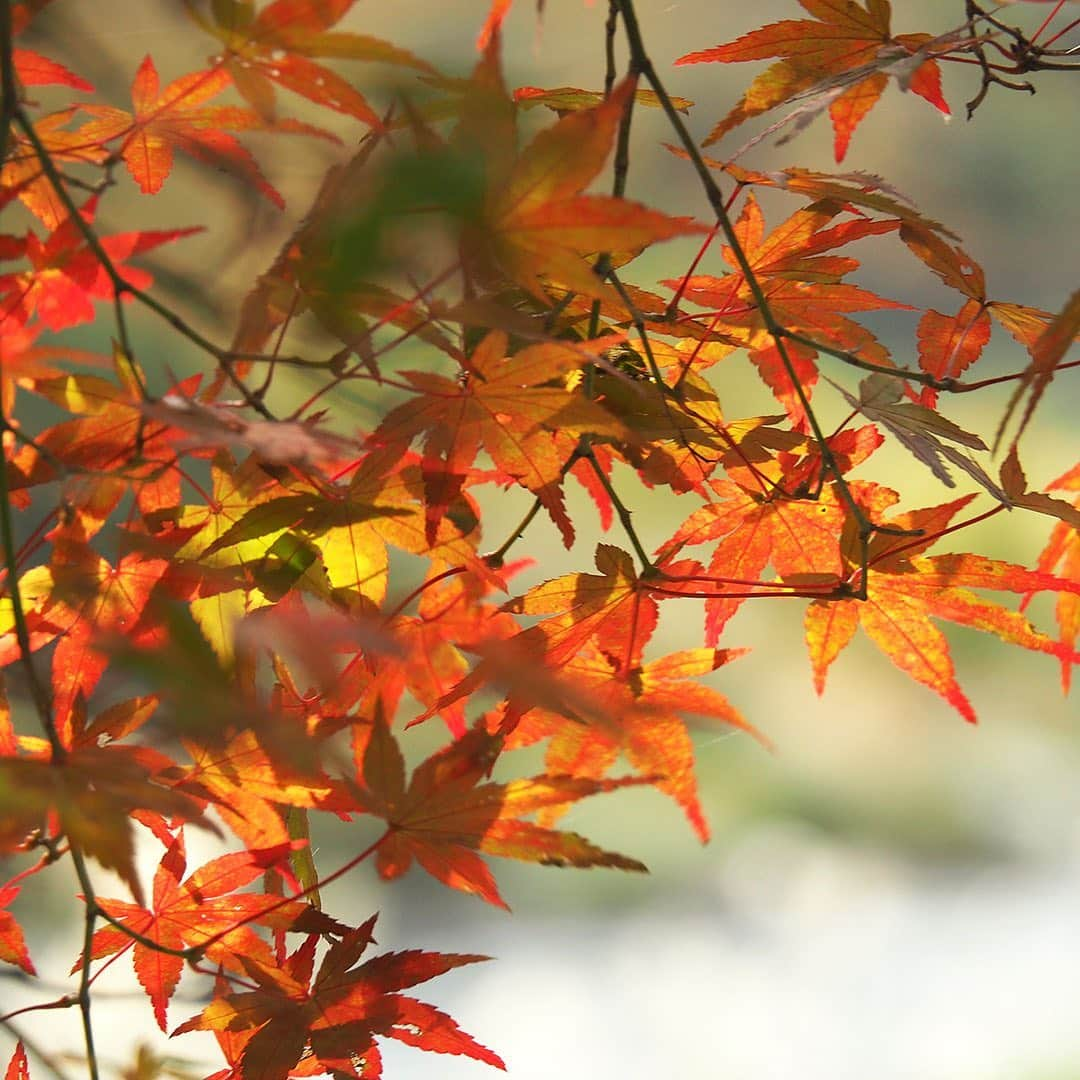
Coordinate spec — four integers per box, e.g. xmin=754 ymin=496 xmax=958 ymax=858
xmin=8 ymin=364 xmax=199 ymax=523
xmin=371 ymin=330 xmax=628 ymax=546
xmin=78 ymin=56 xmax=329 ymax=206
xmin=0 ymin=109 xmax=109 ymax=229
xmin=658 ymin=478 xmax=846 ymax=643
xmin=670 ymin=193 xmax=908 ymax=425
xmin=507 ymin=642 xmax=762 ymax=842
xmin=454 ymin=38 xmax=702 ymax=302
xmin=0 ymin=536 xmax=171 ymax=743
xmin=428 ymin=544 xmax=706 ymax=732
xmin=371 ymin=565 xmax=520 ymax=737
xmin=806 ymin=491 xmax=1080 ymax=721
xmin=173 ymin=728 xmax=355 ymax=850
xmin=187 ymin=0 xmax=433 ymax=125
xmin=504 ymin=543 xmax=653 ymax=668
xmin=677 ymin=0 xmax=951 ymax=161
xmin=357 ymin=719 xmax=648 ymax=909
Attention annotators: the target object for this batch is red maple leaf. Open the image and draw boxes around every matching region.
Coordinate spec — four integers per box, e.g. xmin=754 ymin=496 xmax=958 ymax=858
xmin=3 ymin=1043 xmax=28 ymax=1080
xmin=0 ymin=198 xmax=201 ymax=331
xmin=174 ymin=916 xmax=506 ymax=1079
xmin=0 ymin=881 xmax=35 ymax=975
xmin=13 ymin=49 xmax=93 ymax=91
xmin=82 ymin=829 xmax=327 ymax=1031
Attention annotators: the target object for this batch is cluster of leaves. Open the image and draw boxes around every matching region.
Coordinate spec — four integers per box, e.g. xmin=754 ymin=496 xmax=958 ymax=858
xmin=1 ymin=1 xmax=1078 ymax=1078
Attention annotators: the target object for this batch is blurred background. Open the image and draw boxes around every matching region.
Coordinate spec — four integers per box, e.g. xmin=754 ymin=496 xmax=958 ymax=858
xmin=3 ymin=2 xmax=1079 ymax=1078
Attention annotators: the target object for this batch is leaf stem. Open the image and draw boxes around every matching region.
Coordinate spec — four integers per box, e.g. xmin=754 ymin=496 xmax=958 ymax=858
xmin=485 ymin=497 xmax=544 ymax=568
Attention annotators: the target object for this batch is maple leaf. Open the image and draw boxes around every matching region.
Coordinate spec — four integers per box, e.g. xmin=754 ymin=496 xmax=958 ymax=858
xmin=0 ymin=538 xmax=170 ymax=742
xmin=1022 ymin=461 xmax=1080 ymax=691
xmin=0 ymin=881 xmax=35 ymax=975
xmin=13 ymin=49 xmax=93 ymax=91
xmin=186 ymin=0 xmax=433 ymax=124
xmin=892 ymin=222 xmax=1001 ymax=405
xmin=3 ymin=1044 xmax=28 ymax=1080
xmin=357 ymin=718 xmax=648 ymax=909
xmin=504 ymin=542 xmax=653 ymax=668
xmin=0 ymin=199 xmax=201 ymax=331
xmin=586 ymin=363 xmax=729 ymax=486
xmin=9 ymin=360 xmax=202 ymax=524
xmin=82 ymin=830 xmax=331 ymax=1031
xmin=677 ymin=0 xmax=951 ymax=161
xmin=174 ymin=916 xmax=505 ymax=1079
xmin=372 ymin=565 xmax=521 ymax=737
xmin=669 ymin=193 xmax=908 ymax=426
xmin=0 ymin=109 xmax=110 ymax=229
xmin=165 ymin=454 xmax=302 ymax=655
xmin=514 ymin=85 xmax=693 ymax=115
xmin=833 ymin=373 xmax=1008 ymax=504
xmin=0 ymin=321 xmax=109 ymax=418
xmin=805 ymin=490 xmax=1080 ymax=722
xmin=897 ymin=227 xmax=1080 ymax=413
xmin=371 ymin=330 xmax=628 ymax=547
xmin=181 ymin=449 xmax=499 ymax=635
xmin=915 ymin=300 xmax=991 ymax=401
xmin=78 ymin=56 xmax=330 ymax=206
xmin=477 ymin=0 xmax=512 ymax=49
xmin=658 ymin=479 xmax=845 ymax=643
xmin=707 ymin=161 xmax=958 ymax=238
xmin=427 ymin=544 xmax=718 ymax=733
xmin=507 ymin=643 xmax=761 ymax=842
xmin=0 ymin=744 xmax=210 ymax=904
xmin=173 ymin=728 xmax=355 ymax=850
xmin=454 ymin=41 xmax=701 ymax=303
xmin=996 ymin=288 xmax=1080 ymax=454
xmin=999 ymin=450 xmax=1080 ymax=528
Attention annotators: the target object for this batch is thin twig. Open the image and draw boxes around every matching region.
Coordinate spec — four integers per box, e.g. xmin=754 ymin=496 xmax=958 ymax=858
xmin=68 ymin=851 xmax=100 ymax=1080
xmin=613 ymin=0 xmax=920 ymax=598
